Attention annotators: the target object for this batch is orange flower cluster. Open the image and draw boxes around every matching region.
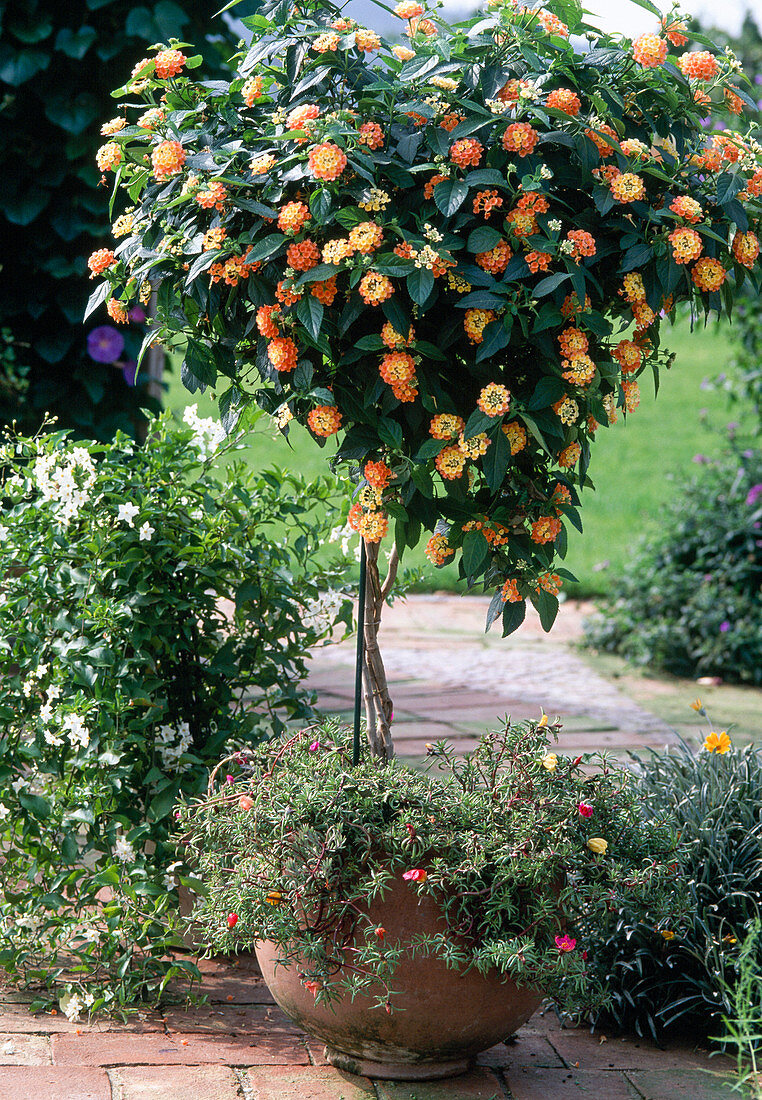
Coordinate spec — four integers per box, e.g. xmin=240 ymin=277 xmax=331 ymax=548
xmin=536 ymin=572 xmax=562 ymax=596
xmin=692 ymin=256 xmax=727 ymax=292
xmin=196 ymin=181 xmax=226 ymax=211
xmin=209 ymin=251 xmax=255 ymax=286
xmin=546 ymin=88 xmax=580 ymax=115
xmin=267 ymin=337 xmax=299 ymax=372
xmin=312 ymin=33 xmax=340 ymax=52
xmin=365 ymin=459 xmax=394 ymax=489
xmin=256 ymin=305 xmax=281 ymax=338
xmin=96 ymin=142 xmax=122 ymax=171
xmin=610 ymin=172 xmax=646 ymax=203
xmin=349 ymin=221 xmax=383 ymax=253
xmin=379 ymin=351 xmax=417 ymax=402
xmin=663 ymin=17 xmax=688 ymax=46
xmin=323 ymin=238 xmax=354 ymax=264
xmin=435 ymin=446 xmax=466 ymax=480
xmin=440 ymin=111 xmax=464 ymax=133
xmin=476 ymin=239 xmax=512 ymax=274
xmin=526 ymin=250 xmax=552 ymax=274
xmin=359 ymin=272 xmax=394 ymax=305
xmin=725 ymin=89 xmax=745 ymax=114
xmin=308 ymin=405 xmax=342 ymax=436
xmin=669 ymin=227 xmax=702 ymax=265
xmin=502 ymin=421 xmax=527 ymax=454
xmin=612 ymin=340 xmax=643 ymax=374
xmin=106 ymin=298 xmax=128 ymax=324
xmin=202 ymin=227 xmax=227 ymax=252
xmin=632 ymin=34 xmax=667 ymax=68
xmin=477 ymin=383 xmax=511 ymax=417
xmin=381 ymin=322 xmax=414 ymax=349
xmin=429 ymin=413 xmax=464 ymax=439
xmin=311 ymin=276 xmax=338 ymax=305
xmin=473 ymin=190 xmax=503 ymax=219
xmin=250 ymin=153 xmax=276 ymax=175
xmin=562 ymin=355 xmax=596 ymax=386
xmin=276 ymin=279 xmax=302 ymax=306
xmin=732 ymin=231 xmax=760 ymax=268
xmin=449 ymin=138 xmax=483 ymax=168
xmin=623 ymin=379 xmax=641 ymax=412
xmin=287 ymin=239 xmax=320 ymax=271
xmin=425 ymin=532 xmax=455 ymax=565
xmin=558 ymin=328 xmax=588 ymax=358
xmin=242 ymin=76 xmax=264 ymax=106
xmin=423 ymin=172 xmax=448 ymax=200
xmin=500 ymin=578 xmax=521 ymax=603
xmin=561 ymin=292 xmax=592 ymax=318
xmin=308 ymin=143 xmax=347 ymax=180
xmin=670 ymin=195 xmax=703 ymax=223
xmin=586 ymin=123 xmax=618 ymax=157
xmin=348 ymin=502 xmax=388 ymax=542
xmin=678 ymin=51 xmax=718 ymax=81
xmin=531 ymin=516 xmax=562 ymax=544
xmin=463 ymin=308 xmax=496 ymax=344
xmin=535 ymin=10 xmax=568 ymax=36
xmin=558 ymin=442 xmax=581 ymax=469
xmin=567 ymin=230 xmax=596 ymax=261
xmin=88 ymin=249 xmax=116 ymax=277
xmin=358 ymin=121 xmax=384 ymax=149
xmin=154 ymin=49 xmax=187 ymax=79
xmin=502 ymin=123 xmax=539 ymax=157
xmin=286 ymin=103 xmax=320 ymax=132
xmin=506 ymin=191 xmax=548 ymax=238
xmin=152 ymin=140 xmax=186 ymax=181
xmin=355 ymin=29 xmax=381 ymax=52
xmin=458 ymin=431 xmax=490 ymax=459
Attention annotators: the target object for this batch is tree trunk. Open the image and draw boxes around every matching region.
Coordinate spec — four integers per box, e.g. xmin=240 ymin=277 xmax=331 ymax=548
xmin=361 ymin=539 xmax=398 ymax=762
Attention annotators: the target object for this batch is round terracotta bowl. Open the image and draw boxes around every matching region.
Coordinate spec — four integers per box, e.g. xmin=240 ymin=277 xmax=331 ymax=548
xmin=255 ymin=876 xmax=542 ymax=1080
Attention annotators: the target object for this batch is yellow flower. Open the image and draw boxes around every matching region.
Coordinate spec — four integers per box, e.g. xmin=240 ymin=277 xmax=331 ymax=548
xmin=542 ymin=753 xmax=558 ymax=771
xmin=587 ymin=837 xmax=608 ymax=855
xmin=265 ymin=890 xmax=283 ymax=906
xmin=661 ymin=930 xmax=675 ymax=941
xmin=690 ymin=699 xmax=704 ymax=713
xmin=538 ymin=713 xmax=549 ymax=729
xmin=704 ymin=730 xmax=731 ymax=755
xmin=723 ymin=934 xmax=737 ymax=945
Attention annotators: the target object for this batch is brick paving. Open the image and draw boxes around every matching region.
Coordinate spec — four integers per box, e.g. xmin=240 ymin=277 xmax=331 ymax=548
xmin=0 ymin=595 xmax=741 ymax=1098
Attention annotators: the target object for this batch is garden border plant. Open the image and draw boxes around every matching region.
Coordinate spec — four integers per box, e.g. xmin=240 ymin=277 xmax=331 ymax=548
xmin=0 ymin=410 xmax=352 ymax=1014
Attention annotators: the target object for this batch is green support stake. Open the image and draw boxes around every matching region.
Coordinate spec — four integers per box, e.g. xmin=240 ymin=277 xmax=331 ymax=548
xmin=352 ymin=538 xmax=367 ymax=767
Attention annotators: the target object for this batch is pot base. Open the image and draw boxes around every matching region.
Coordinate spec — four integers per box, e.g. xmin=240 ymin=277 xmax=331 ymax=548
xmin=324 ymin=1044 xmax=473 ymax=1081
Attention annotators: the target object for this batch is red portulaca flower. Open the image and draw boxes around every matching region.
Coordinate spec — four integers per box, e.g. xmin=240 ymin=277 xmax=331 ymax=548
xmin=555 ymin=934 xmax=577 ymax=952
xmin=578 ymin=802 xmax=593 ymax=818
xmin=402 ymin=868 xmax=427 ymax=883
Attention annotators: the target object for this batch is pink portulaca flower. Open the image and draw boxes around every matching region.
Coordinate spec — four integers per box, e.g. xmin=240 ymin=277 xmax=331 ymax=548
xmin=402 ymin=868 xmax=427 ymax=883
xmin=555 ymin=934 xmax=577 ymax=952
xmin=577 ymin=802 xmax=593 ymax=818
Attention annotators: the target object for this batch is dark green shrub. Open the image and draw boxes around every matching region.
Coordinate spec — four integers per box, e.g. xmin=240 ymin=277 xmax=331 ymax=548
xmin=0 ymin=0 xmax=234 ymax=437
xmin=588 ymin=736 xmax=762 ymax=1042
xmin=583 ymin=445 xmax=762 ymax=684
xmin=0 ymin=411 xmax=351 ymax=1013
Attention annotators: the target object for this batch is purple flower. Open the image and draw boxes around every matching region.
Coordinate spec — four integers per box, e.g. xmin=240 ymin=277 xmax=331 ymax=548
xmin=309 ymin=740 xmax=321 ymax=752
xmin=87 ymin=326 xmax=124 ymax=364
xmin=720 ymin=621 xmax=731 ymax=633
xmin=128 ymin=306 xmax=146 ymax=323
xmin=693 ymin=454 xmax=708 ymax=464
xmin=755 ymin=74 xmax=762 ymax=85
xmin=122 ymin=360 xmax=138 ymax=387
xmin=746 ymin=484 xmax=762 ymax=507
xmin=743 ymin=450 xmax=755 ymax=459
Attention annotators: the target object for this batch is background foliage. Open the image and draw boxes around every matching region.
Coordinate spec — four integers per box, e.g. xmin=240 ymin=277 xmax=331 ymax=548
xmin=588 ymin=735 xmax=762 ymax=1044
xmin=0 ymin=412 xmax=351 ymax=1010
xmin=583 ymin=441 xmax=762 ymax=684
xmin=0 ymin=0 xmax=236 ymax=438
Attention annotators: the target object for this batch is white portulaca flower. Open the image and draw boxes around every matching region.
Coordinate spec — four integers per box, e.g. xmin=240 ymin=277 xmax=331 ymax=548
xmin=114 ymin=835 xmax=136 ymax=863
xmin=117 ymin=502 xmax=140 ymax=527
xmin=138 ymin=521 xmax=155 ymax=541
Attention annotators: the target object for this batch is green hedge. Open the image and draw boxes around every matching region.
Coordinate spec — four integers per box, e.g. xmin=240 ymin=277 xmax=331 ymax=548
xmin=0 ymin=0 xmax=235 ymax=438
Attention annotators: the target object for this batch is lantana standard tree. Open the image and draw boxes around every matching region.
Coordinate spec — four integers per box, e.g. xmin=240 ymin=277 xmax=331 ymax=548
xmin=89 ymin=0 xmax=762 ymax=758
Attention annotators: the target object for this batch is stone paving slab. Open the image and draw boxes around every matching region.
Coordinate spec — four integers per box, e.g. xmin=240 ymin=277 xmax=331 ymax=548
xmin=504 ymin=1067 xmax=638 ymax=1098
xmin=163 ymin=1004 xmax=292 ymax=1035
xmin=108 ymin=1064 xmax=243 ymax=1100
xmin=0 ymin=1066 xmax=112 ymax=1100
xmin=0 ymin=1032 xmax=52 ymax=1064
xmin=244 ymin=1065 xmax=376 ymax=1098
xmin=375 ymin=1068 xmax=505 ymax=1100
xmin=624 ymin=1068 xmax=736 ymax=1099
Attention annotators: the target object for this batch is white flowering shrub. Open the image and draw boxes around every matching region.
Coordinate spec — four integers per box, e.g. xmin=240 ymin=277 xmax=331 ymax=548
xmin=0 ymin=412 xmax=352 ymax=1013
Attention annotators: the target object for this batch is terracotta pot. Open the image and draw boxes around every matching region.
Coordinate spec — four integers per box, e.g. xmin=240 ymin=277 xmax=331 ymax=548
xmin=255 ymin=876 xmax=542 ymax=1080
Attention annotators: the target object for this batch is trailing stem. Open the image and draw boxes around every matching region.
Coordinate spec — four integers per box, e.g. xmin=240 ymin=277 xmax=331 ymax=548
xmin=361 ymin=539 xmax=398 ymax=762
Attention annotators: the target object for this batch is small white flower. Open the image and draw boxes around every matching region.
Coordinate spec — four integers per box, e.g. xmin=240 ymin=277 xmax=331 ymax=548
xmin=39 ymin=702 xmax=54 ymax=723
xmin=114 ymin=835 xmax=136 ymax=863
xmin=16 ymin=915 xmax=41 ymax=932
xmin=60 ymin=991 xmax=83 ymax=1022
xmin=139 ymin=522 xmax=155 ymax=541
xmin=62 ymin=713 xmax=90 ymax=749
xmin=0 ymin=806 xmax=10 ymax=821
xmin=43 ymin=730 xmax=63 ymax=747
xmin=0 ymin=525 xmax=8 ymax=541
xmin=117 ymin=502 xmax=140 ymax=527
xmin=10 ymin=777 xmax=27 ymax=794
xmin=548 ymin=218 xmax=562 ymax=232
xmin=47 ymin=685 xmax=61 ymax=702
xmin=22 ymin=679 xmax=35 ymax=695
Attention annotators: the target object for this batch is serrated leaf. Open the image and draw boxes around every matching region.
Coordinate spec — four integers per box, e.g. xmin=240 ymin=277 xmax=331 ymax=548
xmin=433 ymin=179 xmax=468 ymax=217
xmin=407 ymin=268 xmax=434 ymax=306
xmin=462 ymin=529 xmax=490 ymax=580
xmin=482 ymin=425 xmax=511 ymax=491
xmin=467 ymin=226 xmax=503 ymax=253
xmin=296 ymin=293 xmax=323 ymax=339
xmin=378 ymin=417 xmax=403 ymax=450
xmin=533 ymin=273 xmax=570 ymax=297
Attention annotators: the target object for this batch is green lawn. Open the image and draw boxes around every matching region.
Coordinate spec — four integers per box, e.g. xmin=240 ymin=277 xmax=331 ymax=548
xmin=162 ymin=314 xmax=745 ymax=597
